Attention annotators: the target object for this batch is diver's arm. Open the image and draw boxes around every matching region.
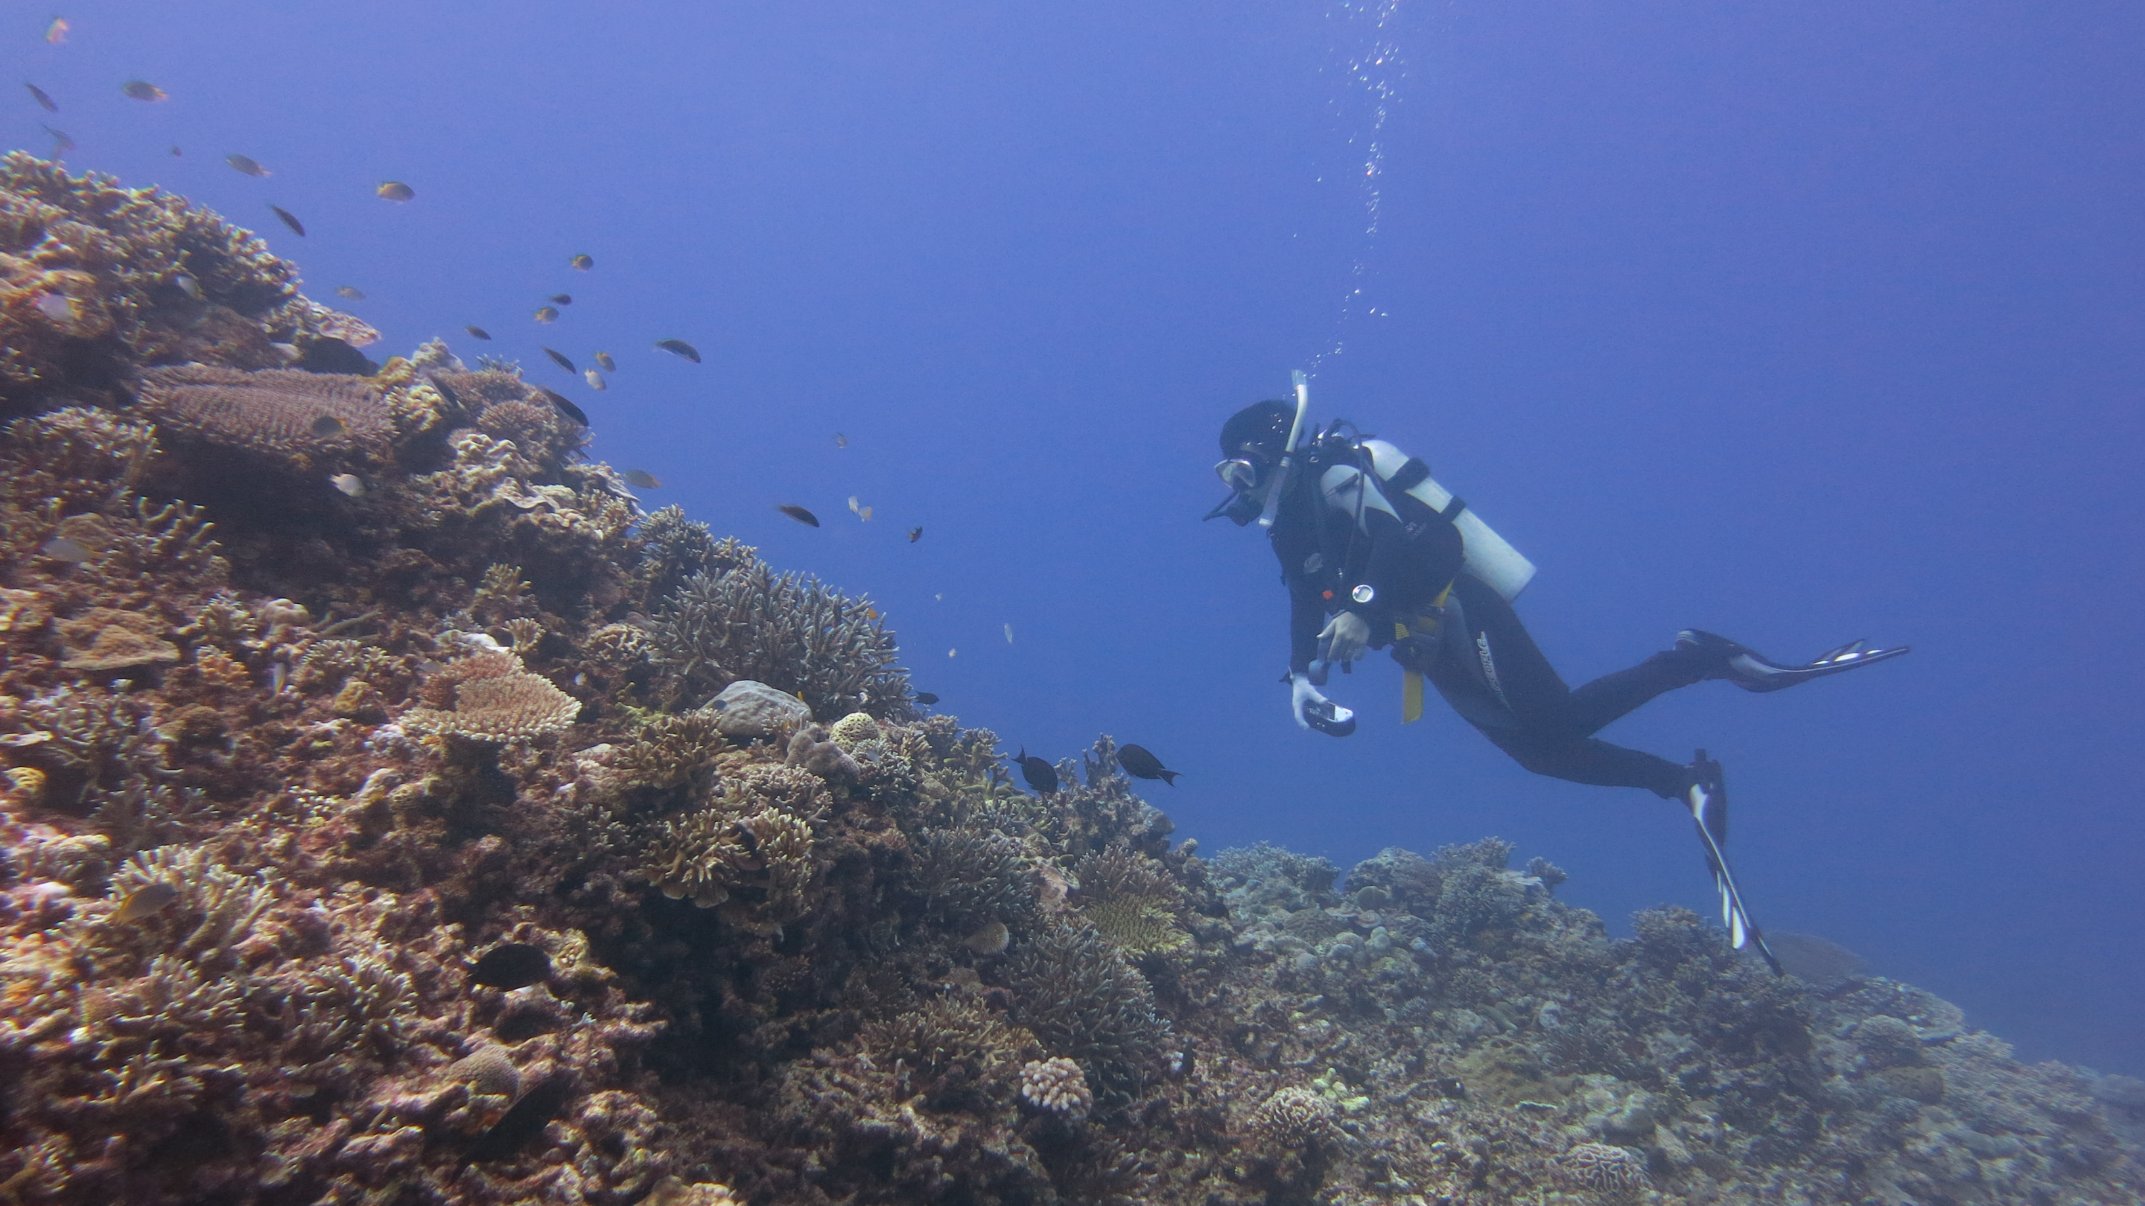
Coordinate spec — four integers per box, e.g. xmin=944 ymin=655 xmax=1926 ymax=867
xmin=1286 ymin=575 xmax=1325 ymax=675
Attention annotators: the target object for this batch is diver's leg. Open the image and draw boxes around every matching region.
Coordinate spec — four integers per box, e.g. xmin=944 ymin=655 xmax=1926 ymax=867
xmin=1440 ymin=576 xmax=1574 ymax=728
xmin=1557 ymin=645 xmax=1715 ymax=737
xmin=1484 ymin=728 xmax=1689 ymax=798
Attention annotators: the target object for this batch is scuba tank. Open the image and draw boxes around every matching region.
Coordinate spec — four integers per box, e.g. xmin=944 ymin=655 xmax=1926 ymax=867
xmin=1355 ymin=438 xmax=1535 ymax=602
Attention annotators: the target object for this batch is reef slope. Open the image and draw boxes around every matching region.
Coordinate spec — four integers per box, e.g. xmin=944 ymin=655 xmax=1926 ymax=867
xmin=1 ymin=156 xmax=2139 ymax=1205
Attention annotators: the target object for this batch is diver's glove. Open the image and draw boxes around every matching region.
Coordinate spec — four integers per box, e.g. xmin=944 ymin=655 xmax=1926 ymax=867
xmin=1290 ymin=672 xmax=1357 ymax=737
xmin=1316 ymin=611 xmax=1372 ymax=670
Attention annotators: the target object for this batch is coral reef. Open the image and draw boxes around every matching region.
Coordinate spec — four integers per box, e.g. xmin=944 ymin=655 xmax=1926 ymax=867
xmin=0 ymin=156 xmax=2139 ymax=1205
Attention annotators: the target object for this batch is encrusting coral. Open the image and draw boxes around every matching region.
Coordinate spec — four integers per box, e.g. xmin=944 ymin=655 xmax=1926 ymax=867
xmin=0 ymin=155 xmax=2139 ymax=1206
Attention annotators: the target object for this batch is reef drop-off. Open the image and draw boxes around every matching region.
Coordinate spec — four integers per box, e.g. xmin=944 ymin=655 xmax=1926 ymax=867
xmin=0 ymin=156 xmax=2139 ymax=1204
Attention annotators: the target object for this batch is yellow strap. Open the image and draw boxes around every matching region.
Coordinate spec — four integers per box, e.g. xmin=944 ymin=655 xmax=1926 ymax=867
xmin=1397 ymin=583 xmax=1452 ymax=725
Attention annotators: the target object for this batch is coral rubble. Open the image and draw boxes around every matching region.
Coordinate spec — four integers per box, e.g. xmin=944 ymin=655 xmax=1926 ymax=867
xmin=2 ymin=156 xmax=2140 ymax=1205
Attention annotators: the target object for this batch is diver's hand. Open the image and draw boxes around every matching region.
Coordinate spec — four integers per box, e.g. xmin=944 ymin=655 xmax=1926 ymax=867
xmin=1317 ymin=611 xmax=1371 ymax=668
xmin=1290 ymin=672 xmax=1357 ymax=737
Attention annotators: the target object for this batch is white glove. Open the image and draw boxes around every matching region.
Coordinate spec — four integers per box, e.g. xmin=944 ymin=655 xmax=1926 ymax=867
xmin=1290 ymin=672 xmax=1356 ymax=733
xmin=1316 ymin=610 xmax=1372 ymax=668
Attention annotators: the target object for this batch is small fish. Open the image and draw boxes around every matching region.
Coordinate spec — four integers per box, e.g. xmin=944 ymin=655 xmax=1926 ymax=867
xmin=469 ymin=942 xmax=550 ymax=990
xmin=1117 ymin=744 xmax=1181 ymax=786
xmin=1013 ymin=748 xmax=1058 ymax=794
xmin=777 ymin=504 xmax=820 ymax=527
xmin=335 ymin=285 xmax=366 ymax=300
xmin=226 ymin=153 xmax=270 ymax=177
xmin=623 ymin=469 xmax=661 ymax=490
xmin=593 ymin=351 xmax=616 ymax=372
xmin=122 ymin=80 xmax=166 ymax=102
xmin=38 ymin=535 xmax=91 ymax=563
xmin=34 ymin=292 xmax=75 ymax=322
xmin=169 ymin=145 xmax=182 ymax=157
xmin=464 ymin=324 xmax=492 ymax=340
xmin=948 ymin=647 xmax=957 ymax=658
xmin=26 ymin=83 xmax=57 ymax=113
xmin=376 ymin=180 xmax=414 ymax=202
xmin=108 ymin=882 xmax=179 ymax=926
xmin=913 ymin=691 xmax=939 ymax=706
xmin=536 ymin=387 xmax=588 ymax=426
xmin=583 ymin=369 xmax=606 ymax=390
xmin=547 ymin=293 xmax=572 ymax=305
xmin=834 ymin=432 xmax=848 ymax=448
xmin=44 ymin=17 xmax=69 ymax=45
xmin=268 ymin=204 xmax=305 ymax=236
xmin=42 ymin=124 xmax=74 ymax=156
xmin=907 ymin=526 xmax=923 ymax=543
xmin=1003 ymin=623 xmax=1014 ymax=644
xmin=654 ymin=338 xmax=700 ymax=363
xmin=329 ymin=472 xmax=364 ymax=497
xmin=171 ymin=274 xmax=202 ymax=301
xmin=533 ymin=305 xmax=559 ymax=324
xmin=311 ymin=414 xmax=347 ymax=438
xmin=543 ymin=347 xmax=575 ymax=373
xmin=570 ymin=253 xmax=594 ymax=270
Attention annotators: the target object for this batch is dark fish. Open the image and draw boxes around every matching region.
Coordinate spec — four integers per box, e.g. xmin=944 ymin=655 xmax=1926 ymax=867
xmin=593 ymin=351 xmax=616 ymax=372
xmin=122 ymin=80 xmax=167 ymax=102
xmin=777 ymin=504 xmax=820 ymax=527
xmin=169 ymin=145 xmax=183 ymax=157
xmin=542 ymin=347 xmax=575 ymax=374
xmin=469 ymin=942 xmax=551 ymax=989
xmin=1118 ymin=744 xmax=1181 ymax=786
xmin=654 ymin=338 xmax=701 ymax=363
xmin=311 ymin=414 xmax=347 ymax=438
xmin=1014 ymin=748 xmax=1058 ymax=794
xmin=548 ymin=293 xmax=572 ymax=305
xmin=624 ymin=469 xmax=661 ymax=489
xmin=268 ymin=204 xmax=305 ymax=236
xmin=226 ymin=153 xmax=270 ymax=177
xmin=834 ymin=432 xmax=848 ymax=448
xmin=108 ymin=882 xmax=179 ymax=925
xmin=376 ymin=180 xmax=415 ymax=202
xmin=570 ymin=253 xmax=594 ymax=270
xmin=533 ymin=305 xmax=559 ymax=324
xmin=464 ymin=324 xmax=492 ymax=340
xmin=913 ymin=691 xmax=939 ymax=705
xmin=26 ymin=83 xmax=57 ymax=113
xmin=907 ymin=526 xmax=923 ymax=543
xmin=42 ymin=124 xmax=74 ymax=156
xmin=335 ymin=285 xmax=366 ymax=300
xmin=536 ymin=387 xmax=588 ymax=426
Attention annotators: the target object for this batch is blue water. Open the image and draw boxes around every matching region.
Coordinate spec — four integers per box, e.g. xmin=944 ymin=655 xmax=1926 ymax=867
xmin=17 ymin=2 xmax=2144 ymax=1076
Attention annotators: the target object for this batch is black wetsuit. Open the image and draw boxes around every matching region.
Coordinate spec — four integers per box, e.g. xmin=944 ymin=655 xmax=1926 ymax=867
xmin=1269 ymin=440 xmax=1707 ymax=798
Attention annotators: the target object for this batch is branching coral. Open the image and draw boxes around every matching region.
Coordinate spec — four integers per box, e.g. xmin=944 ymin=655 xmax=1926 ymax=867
xmin=1075 ymin=843 xmax=1190 ymax=955
xmin=1002 ymin=918 xmax=1172 ymax=1103
xmin=644 ymin=765 xmax=827 ymax=922
xmin=1020 ymin=1055 xmax=1094 ymax=1122
xmin=911 ymin=828 xmax=1041 ymax=932
xmin=650 ymin=556 xmax=907 ymax=720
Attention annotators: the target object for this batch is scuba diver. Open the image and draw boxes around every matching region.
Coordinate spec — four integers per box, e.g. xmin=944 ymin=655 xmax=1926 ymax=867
xmin=1207 ymin=374 xmax=1909 ymax=971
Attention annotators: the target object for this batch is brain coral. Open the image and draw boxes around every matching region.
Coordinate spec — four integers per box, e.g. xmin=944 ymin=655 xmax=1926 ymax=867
xmin=133 ymin=364 xmax=393 ymax=456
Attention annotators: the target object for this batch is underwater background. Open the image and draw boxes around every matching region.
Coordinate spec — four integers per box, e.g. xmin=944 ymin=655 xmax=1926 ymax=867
xmin=4 ymin=2 xmax=2142 ymax=1200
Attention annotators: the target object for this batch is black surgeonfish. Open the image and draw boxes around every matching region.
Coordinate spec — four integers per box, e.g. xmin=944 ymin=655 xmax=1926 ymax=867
xmin=1014 ymin=748 xmax=1058 ymax=794
xmin=1117 ymin=743 xmax=1180 ymax=786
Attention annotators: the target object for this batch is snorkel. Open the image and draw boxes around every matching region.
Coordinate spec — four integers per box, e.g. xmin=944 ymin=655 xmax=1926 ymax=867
xmin=1256 ymin=370 xmax=1312 ymax=530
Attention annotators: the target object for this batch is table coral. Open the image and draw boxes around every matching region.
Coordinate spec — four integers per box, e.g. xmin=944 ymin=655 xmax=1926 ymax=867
xmin=401 ymin=650 xmax=581 ymax=743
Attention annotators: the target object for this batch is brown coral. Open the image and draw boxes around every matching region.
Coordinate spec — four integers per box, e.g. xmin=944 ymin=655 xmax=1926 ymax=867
xmin=55 ymin=606 xmax=179 ymax=672
xmin=132 ymin=364 xmax=392 ymax=456
xmin=1019 ymin=1055 xmax=1094 ymax=1122
xmin=400 ymin=649 xmax=581 ymax=743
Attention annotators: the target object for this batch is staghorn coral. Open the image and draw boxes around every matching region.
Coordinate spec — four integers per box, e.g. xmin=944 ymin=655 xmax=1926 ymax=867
xmin=133 ymin=364 xmax=393 ymax=457
xmin=401 ymin=649 xmax=582 ymax=743
xmin=1001 ymin=917 xmax=1172 ymax=1104
xmin=911 ymin=827 xmax=1040 ymax=932
xmin=644 ymin=765 xmax=827 ymax=920
xmin=650 ymin=556 xmax=907 ymax=720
